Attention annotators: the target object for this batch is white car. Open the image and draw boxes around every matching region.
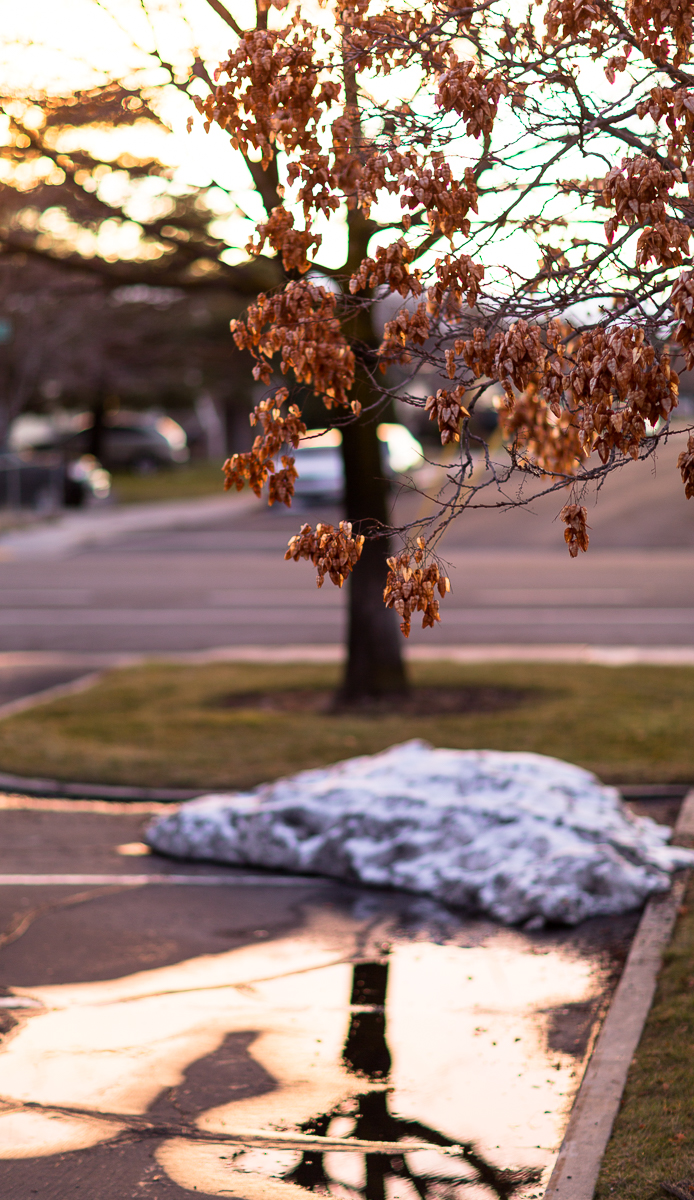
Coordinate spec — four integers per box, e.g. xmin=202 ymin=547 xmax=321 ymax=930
xmin=291 ymin=423 xmax=424 ymax=503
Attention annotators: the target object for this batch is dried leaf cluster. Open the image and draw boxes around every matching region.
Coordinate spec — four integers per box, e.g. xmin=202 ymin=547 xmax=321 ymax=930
xmin=435 ymin=56 xmax=507 ymax=139
xmin=230 ymin=280 xmax=356 ymax=408
xmin=248 ymin=207 xmax=321 ymax=275
xmin=492 ymin=323 xmax=676 ymax=472
xmin=383 ymin=540 xmax=451 ymax=637
xmin=544 ymin=0 xmax=693 ymax=68
xmin=625 ymin=0 xmax=694 ymax=68
xmin=637 ymin=88 xmax=694 ymax=166
xmin=379 ymin=304 xmax=431 ymax=366
xmin=461 ymin=322 xmax=547 ymax=404
xmin=560 ymin=505 xmax=590 ymax=557
xmin=671 ymin=271 xmax=694 ymax=369
xmin=399 ymin=157 xmax=478 ymax=241
xmin=427 ymin=255 xmax=485 ymax=317
xmin=349 ymin=238 xmax=422 ymax=299
xmin=569 ymin=327 xmax=678 ymax=462
xmin=499 ymin=383 xmax=584 ymax=476
xmin=678 ymin=435 xmax=694 ymax=498
xmin=425 ymin=387 xmax=470 ymax=445
xmin=599 ymin=156 xmax=690 ymax=268
xmin=222 ymin=389 xmax=306 ymax=506
xmin=196 ymin=25 xmax=340 ymax=170
xmin=285 ymin=521 xmax=365 ymax=587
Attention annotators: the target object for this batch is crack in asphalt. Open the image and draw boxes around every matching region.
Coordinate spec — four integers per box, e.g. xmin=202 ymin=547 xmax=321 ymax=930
xmin=0 ymin=1097 xmax=467 ymax=1156
xmin=0 ymin=885 xmax=135 ymax=953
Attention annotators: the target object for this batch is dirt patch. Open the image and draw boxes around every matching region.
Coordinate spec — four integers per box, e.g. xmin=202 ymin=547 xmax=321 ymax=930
xmin=213 ymin=685 xmax=534 ymax=717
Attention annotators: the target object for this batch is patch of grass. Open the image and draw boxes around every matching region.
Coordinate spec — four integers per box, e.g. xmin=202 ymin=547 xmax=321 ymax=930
xmin=596 ymin=873 xmax=694 ymax=1200
xmin=0 ymin=661 xmax=694 ymax=789
xmin=110 ymin=462 xmax=225 ymax=505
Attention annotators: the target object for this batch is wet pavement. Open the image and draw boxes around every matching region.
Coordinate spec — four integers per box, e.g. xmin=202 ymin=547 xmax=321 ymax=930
xmin=0 ymin=799 xmax=646 ymax=1200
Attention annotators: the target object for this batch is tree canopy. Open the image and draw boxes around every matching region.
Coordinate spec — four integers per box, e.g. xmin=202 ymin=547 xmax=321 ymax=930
xmin=200 ymin=0 xmax=694 ymax=639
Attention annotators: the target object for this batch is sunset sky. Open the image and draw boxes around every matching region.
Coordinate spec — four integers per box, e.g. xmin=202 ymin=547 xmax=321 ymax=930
xmin=0 ymin=0 xmax=613 ymax=287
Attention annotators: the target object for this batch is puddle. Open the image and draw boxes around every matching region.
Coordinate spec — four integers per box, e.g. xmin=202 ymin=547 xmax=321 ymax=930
xmin=0 ymin=897 xmax=628 ymax=1199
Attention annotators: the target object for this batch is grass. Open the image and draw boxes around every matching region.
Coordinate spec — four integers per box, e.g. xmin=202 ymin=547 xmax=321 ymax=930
xmin=110 ymin=462 xmax=226 ymax=505
xmin=1 ymin=660 xmax=694 ymax=789
xmin=595 ymin=873 xmax=694 ymax=1200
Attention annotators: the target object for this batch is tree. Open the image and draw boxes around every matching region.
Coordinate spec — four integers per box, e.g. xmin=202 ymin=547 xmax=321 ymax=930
xmin=6 ymin=0 xmax=694 ymax=701
xmin=201 ymin=0 xmax=694 ymax=688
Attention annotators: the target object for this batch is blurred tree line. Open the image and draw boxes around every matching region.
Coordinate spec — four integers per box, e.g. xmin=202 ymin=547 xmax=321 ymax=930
xmin=0 ymin=79 xmax=273 ymax=454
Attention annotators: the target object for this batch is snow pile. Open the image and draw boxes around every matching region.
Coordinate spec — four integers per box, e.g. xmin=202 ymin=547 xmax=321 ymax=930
xmin=146 ymin=741 xmax=694 ymax=925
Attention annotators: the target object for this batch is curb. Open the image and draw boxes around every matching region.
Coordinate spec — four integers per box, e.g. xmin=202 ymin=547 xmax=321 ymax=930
xmin=0 ymin=671 xmax=106 ymax=723
xmin=0 ymin=772 xmax=687 ymax=809
xmin=544 ymin=788 xmax=694 ymax=1200
xmin=0 ymin=672 xmax=197 ymax=801
xmin=0 ymin=771 xmax=198 ymax=803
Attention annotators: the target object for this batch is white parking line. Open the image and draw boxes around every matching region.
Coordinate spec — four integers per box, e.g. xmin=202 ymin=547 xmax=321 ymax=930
xmin=0 ymin=873 xmax=325 ymax=887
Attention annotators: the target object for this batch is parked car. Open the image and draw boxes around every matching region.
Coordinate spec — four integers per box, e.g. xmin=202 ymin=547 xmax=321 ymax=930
xmin=0 ymin=450 xmax=64 ymax=511
xmin=291 ymin=423 xmax=424 ymax=504
xmin=10 ymin=411 xmax=189 ymax=474
xmin=0 ymin=450 xmax=110 ymax=510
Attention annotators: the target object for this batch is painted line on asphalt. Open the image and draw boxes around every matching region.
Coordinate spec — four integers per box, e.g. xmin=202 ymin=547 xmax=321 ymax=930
xmin=0 ymin=608 xmax=343 ymax=625
xmin=0 ymin=796 xmax=170 ymax=813
xmin=5 ymin=606 xmax=694 ymax=626
xmin=544 ymin=788 xmax=694 ymax=1200
xmin=0 ymin=873 xmax=326 ymax=887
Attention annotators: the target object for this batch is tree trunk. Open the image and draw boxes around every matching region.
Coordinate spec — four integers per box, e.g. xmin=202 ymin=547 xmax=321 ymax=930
xmin=338 ymin=412 xmax=408 ymax=703
xmin=336 ymin=186 xmax=408 ymax=703
xmin=88 ymin=391 xmax=106 ymax=462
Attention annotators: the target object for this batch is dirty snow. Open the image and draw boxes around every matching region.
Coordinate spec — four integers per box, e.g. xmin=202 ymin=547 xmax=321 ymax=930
xmin=146 ymin=741 xmax=693 ymax=925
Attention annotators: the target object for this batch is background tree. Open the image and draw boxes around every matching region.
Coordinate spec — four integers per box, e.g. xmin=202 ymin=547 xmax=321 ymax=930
xmin=0 ymin=80 xmax=273 ymax=438
xmin=0 ymin=253 xmax=257 ymax=446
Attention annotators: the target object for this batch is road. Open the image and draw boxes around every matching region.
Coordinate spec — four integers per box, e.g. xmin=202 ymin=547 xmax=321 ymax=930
xmin=0 ymin=436 xmax=693 ymax=653
xmin=0 ymin=795 xmax=637 ymax=1199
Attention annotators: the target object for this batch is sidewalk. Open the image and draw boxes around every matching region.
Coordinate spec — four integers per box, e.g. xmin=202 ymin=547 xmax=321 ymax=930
xmin=0 ymin=491 xmax=261 ymax=559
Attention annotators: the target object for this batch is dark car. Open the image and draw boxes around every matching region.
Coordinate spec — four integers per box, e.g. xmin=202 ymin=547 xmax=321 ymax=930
xmin=0 ymin=450 xmax=110 ymax=510
xmin=21 ymin=411 xmax=189 ymax=474
xmin=0 ymin=450 xmax=64 ymax=510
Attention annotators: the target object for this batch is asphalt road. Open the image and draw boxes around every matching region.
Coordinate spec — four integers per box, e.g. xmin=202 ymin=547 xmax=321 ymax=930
xmin=0 ymin=798 xmax=639 ymax=1200
xmin=0 ymin=436 xmax=693 ymax=653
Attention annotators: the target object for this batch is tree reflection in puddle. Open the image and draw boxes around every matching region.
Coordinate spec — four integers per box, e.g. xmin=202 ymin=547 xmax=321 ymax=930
xmin=0 ymin=903 xmax=615 ymax=1197
xmin=268 ymin=960 xmax=543 ymax=1200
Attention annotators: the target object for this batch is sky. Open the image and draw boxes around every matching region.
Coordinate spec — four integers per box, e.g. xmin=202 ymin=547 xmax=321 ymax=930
xmin=0 ymin=0 xmax=284 ymax=263
xmin=0 ymin=0 xmax=654 ymax=289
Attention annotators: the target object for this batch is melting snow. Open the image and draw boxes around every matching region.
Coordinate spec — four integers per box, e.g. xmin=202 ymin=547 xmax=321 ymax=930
xmin=146 ymin=741 xmax=693 ymax=925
